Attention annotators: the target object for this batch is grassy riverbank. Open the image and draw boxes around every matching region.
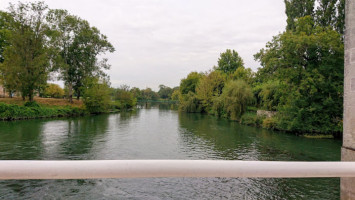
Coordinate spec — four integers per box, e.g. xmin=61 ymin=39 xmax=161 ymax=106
xmin=238 ymin=111 xmax=339 ymax=138
xmin=0 ymin=98 xmax=87 ymax=120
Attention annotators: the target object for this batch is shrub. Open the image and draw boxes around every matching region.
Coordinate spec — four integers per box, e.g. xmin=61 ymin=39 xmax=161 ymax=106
xmin=24 ymin=101 xmax=40 ymax=108
xmin=240 ymin=112 xmax=264 ymax=126
xmin=83 ymin=80 xmax=111 ymax=114
xmin=44 ymin=84 xmax=64 ymax=98
xmin=262 ymin=117 xmax=278 ymax=129
xmin=0 ymin=102 xmax=85 ymax=120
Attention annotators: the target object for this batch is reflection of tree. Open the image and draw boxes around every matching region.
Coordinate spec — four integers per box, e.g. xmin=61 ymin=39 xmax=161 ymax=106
xmin=178 ymin=112 xmax=258 ymax=160
xmin=0 ymin=120 xmax=44 ymax=160
xmin=59 ymin=114 xmax=110 ymax=159
xmin=119 ymin=110 xmax=139 ymax=121
xmin=137 ymin=102 xmax=178 ymax=110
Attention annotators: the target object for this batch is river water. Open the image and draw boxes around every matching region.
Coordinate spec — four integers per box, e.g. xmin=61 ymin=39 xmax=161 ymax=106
xmin=0 ymin=104 xmax=341 ymax=199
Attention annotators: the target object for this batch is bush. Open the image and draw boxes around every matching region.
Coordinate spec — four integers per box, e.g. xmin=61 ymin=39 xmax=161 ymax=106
xmin=240 ymin=112 xmax=264 ymax=127
xmin=24 ymin=101 xmax=40 ymax=108
xmin=44 ymin=84 xmax=65 ymax=98
xmin=179 ymin=92 xmax=202 ymax=113
xmin=262 ymin=117 xmax=278 ymax=129
xmin=83 ymin=80 xmax=111 ymax=114
xmin=0 ymin=102 xmax=85 ymax=120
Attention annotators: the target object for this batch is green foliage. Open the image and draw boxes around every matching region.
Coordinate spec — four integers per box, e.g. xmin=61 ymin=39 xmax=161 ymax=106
xmin=255 ymin=17 xmax=344 ymax=134
xmin=240 ymin=112 xmax=264 ymax=127
xmin=158 ymin=85 xmax=173 ymax=99
xmin=44 ymin=83 xmax=64 ymax=98
xmin=141 ymin=88 xmax=159 ymax=101
xmin=216 ymin=49 xmax=244 ymax=74
xmin=284 ymin=0 xmax=344 ymax=36
xmin=112 ymin=85 xmax=137 ymax=110
xmin=82 ymin=79 xmax=111 ymax=114
xmin=179 ymin=92 xmax=201 ymax=113
xmin=258 ymin=80 xmax=282 ymax=111
xmin=180 ymin=72 xmax=203 ymax=95
xmin=262 ymin=117 xmax=278 ymax=130
xmin=0 ymin=102 xmax=85 ymax=120
xmin=230 ymin=66 xmax=254 ymax=84
xmin=171 ymin=89 xmax=180 ymax=101
xmin=214 ymin=80 xmax=254 ymax=120
xmin=1 ymin=2 xmax=54 ymax=101
xmin=284 ymin=0 xmax=315 ymax=31
xmin=196 ymin=70 xmax=225 ymax=113
xmin=47 ymin=9 xmax=115 ymax=102
xmin=0 ymin=11 xmax=12 ymax=63
xmin=24 ymin=101 xmax=40 ymax=108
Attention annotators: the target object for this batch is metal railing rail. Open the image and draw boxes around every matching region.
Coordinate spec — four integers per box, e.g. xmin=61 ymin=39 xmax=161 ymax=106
xmin=0 ymin=160 xmax=355 ymax=180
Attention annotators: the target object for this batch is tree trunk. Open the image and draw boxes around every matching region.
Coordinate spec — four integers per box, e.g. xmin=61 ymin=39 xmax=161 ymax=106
xmin=77 ymin=90 xmax=80 ymax=101
xmin=68 ymin=83 xmax=73 ymax=103
xmin=29 ymin=90 xmax=33 ymax=102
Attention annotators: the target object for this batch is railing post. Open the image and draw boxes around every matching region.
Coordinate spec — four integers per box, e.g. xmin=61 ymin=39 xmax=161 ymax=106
xmin=342 ymin=0 xmax=355 ymax=199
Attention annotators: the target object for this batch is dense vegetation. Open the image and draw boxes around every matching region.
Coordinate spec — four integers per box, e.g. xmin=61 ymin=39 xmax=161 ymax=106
xmin=0 ymin=0 xmax=346 ymax=137
xmin=0 ymin=101 xmax=86 ymax=120
xmin=176 ymin=0 xmax=344 ymax=136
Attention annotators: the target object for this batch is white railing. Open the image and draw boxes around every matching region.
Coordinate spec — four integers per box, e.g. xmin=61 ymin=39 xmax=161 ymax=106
xmin=0 ymin=160 xmax=355 ymax=179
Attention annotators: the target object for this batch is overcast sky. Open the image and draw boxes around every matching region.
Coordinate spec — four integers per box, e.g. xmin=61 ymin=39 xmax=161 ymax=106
xmin=0 ymin=0 xmax=286 ymax=91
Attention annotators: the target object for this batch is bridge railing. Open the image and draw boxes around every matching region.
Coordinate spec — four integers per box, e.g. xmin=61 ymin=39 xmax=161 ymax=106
xmin=0 ymin=160 xmax=355 ymax=179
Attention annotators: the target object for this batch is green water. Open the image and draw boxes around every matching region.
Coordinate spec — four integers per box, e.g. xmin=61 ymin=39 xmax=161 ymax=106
xmin=0 ymin=105 xmax=341 ymax=199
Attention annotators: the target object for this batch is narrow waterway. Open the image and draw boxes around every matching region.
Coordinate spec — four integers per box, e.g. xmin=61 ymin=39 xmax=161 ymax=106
xmin=0 ymin=104 xmax=341 ymax=199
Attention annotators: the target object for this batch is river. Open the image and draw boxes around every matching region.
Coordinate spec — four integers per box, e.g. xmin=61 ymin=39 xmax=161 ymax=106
xmin=0 ymin=104 xmax=341 ymax=199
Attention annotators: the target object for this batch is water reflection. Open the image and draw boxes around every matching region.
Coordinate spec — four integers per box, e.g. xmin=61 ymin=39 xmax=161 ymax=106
xmin=0 ymin=106 xmax=342 ymax=199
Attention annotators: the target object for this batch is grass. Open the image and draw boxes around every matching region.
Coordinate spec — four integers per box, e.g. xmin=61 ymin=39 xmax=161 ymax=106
xmin=0 ymin=97 xmax=83 ymax=107
xmin=0 ymin=97 xmax=86 ymax=120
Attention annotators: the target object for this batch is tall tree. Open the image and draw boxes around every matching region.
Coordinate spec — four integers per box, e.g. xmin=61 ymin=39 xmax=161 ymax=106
xmin=255 ymin=16 xmax=344 ymax=133
xmin=47 ymin=9 xmax=115 ymax=102
xmin=216 ymin=49 xmax=244 ymax=75
xmin=335 ymin=0 xmax=345 ymax=36
xmin=0 ymin=11 xmax=13 ymax=97
xmin=284 ymin=0 xmax=315 ymax=31
xmin=1 ymin=2 xmax=54 ymax=101
xmin=315 ymin=0 xmax=337 ymax=28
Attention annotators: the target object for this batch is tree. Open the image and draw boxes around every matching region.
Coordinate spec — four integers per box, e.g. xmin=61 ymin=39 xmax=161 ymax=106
xmin=284 ymin=0 xmax=315 ymax=31
xmin=158 ymin=85 xmax=173 ymax=99
xmin=0 ymin=11 xmax=12 ymax=63
xmin=231 ymin=66 xmax=254 ymax=84
xmin=214 ymin=80 xmax=254 ymax=120
xmin=216 ymin=49 xmax=244 ymax=74
xmin=44 ymin=83 xmax=64 ymax=98
xmin=82 ymin=78 xmax=111 ymax=114
xmin=1 ymin=2 xmax=54 ymax=101
xmin=112 ymin=85 xmax=137 ymax=109
xmin=0 ymin=11 xmax=15 ymax=97
xmin=258 ymin=80 xmax=282 ymax=111
xmin=196 ymin=70 xmax=225 ymax=112
xmin=255 ymin=16 xmax=344 ymax=133
xmin=335 ymin=0 xmax=345 ymax=36
xmin=141 ymin=88 xmax=158 ymax=101
xmin=47 ymin=9 xmax=115 ymax=102
xmin=284 ymin=0 xmax=345 ymax=36
xmin=315 ymin=0 xmax=337 ymax=28
xmin=180 ymin=72 xmax=203 ymax=95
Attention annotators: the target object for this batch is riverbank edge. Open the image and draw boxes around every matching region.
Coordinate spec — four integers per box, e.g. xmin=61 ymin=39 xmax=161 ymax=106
xmin=239 ymin=112 xmax=339 ymax=139
xmin=189 ymin=110 xmax=340 ymax=139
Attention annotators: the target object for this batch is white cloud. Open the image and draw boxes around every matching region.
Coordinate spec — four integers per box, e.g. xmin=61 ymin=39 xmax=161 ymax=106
xmin=0 ymin=0 xmax=286 ymax=91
